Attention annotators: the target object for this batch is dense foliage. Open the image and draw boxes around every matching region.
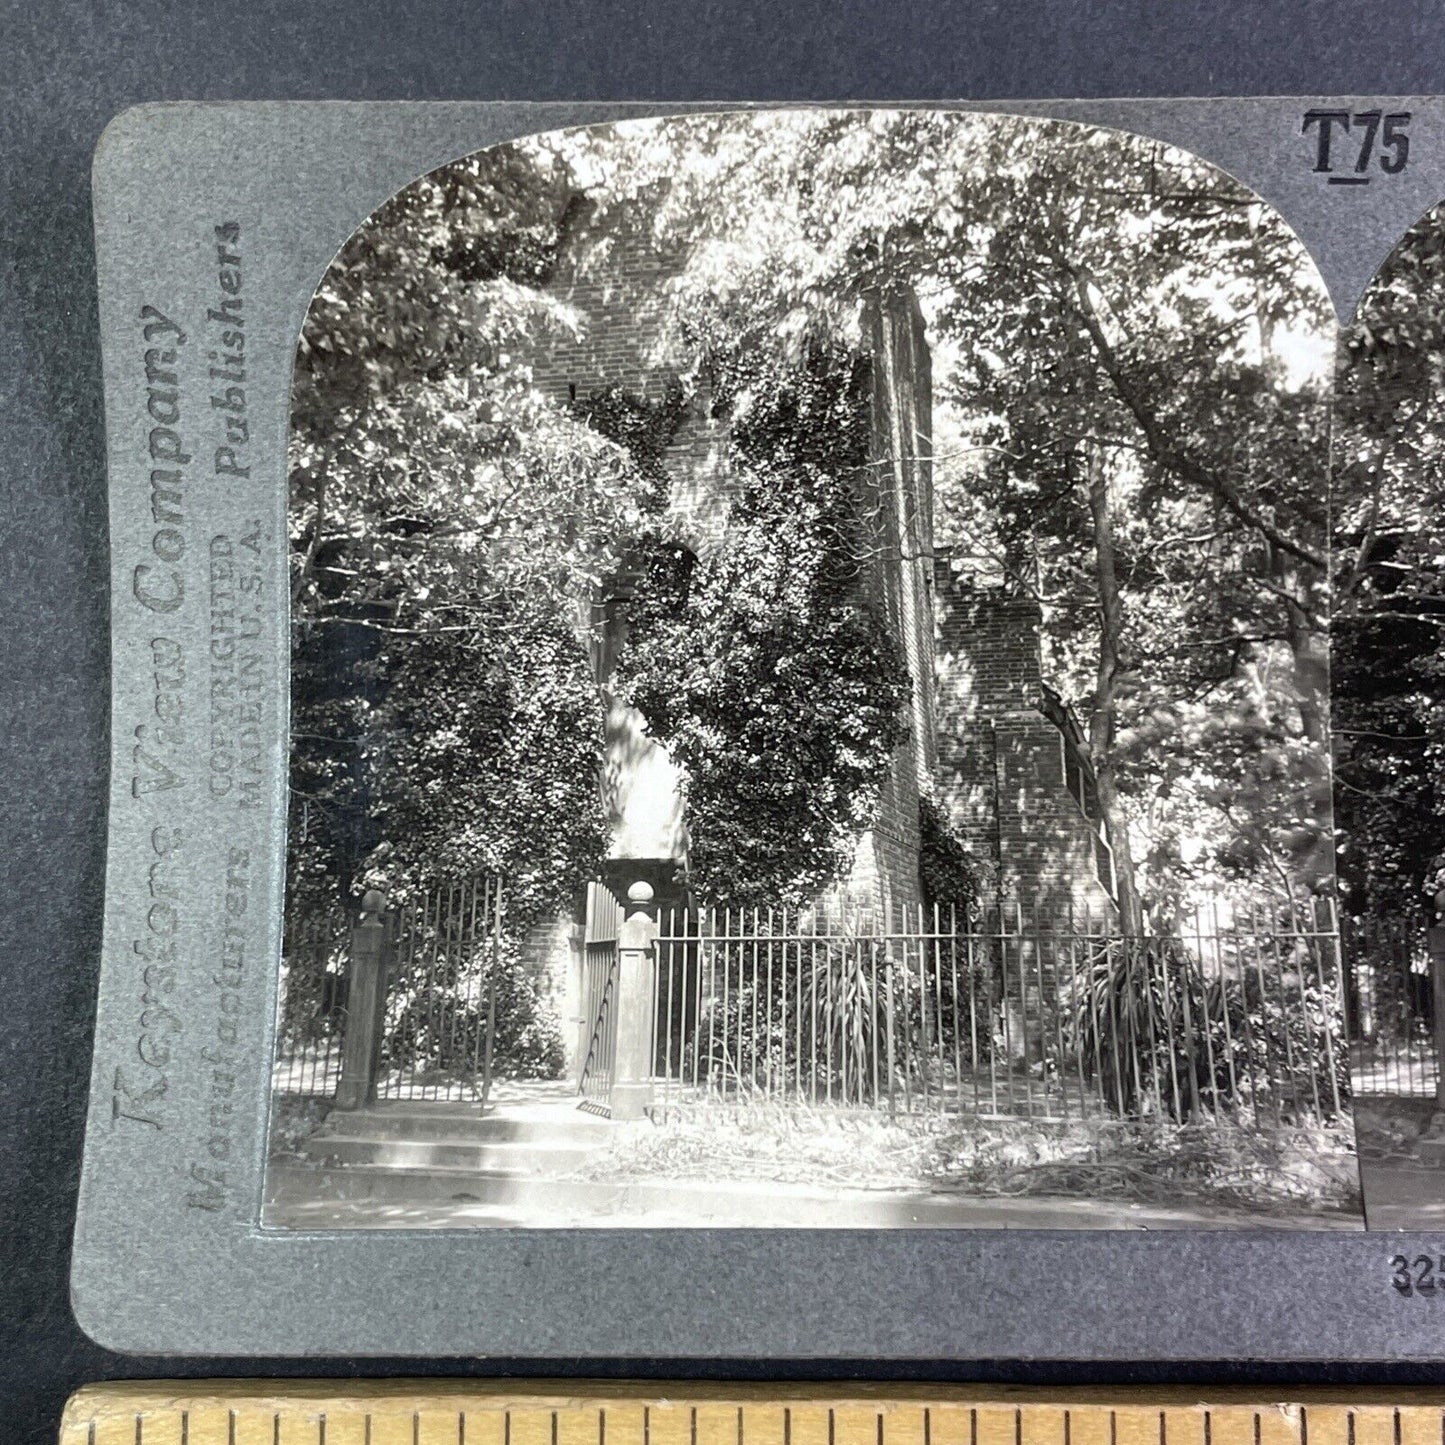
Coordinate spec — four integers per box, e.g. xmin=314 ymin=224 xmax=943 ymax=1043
xmin=1333 ymin=205 xmax=1445 ymax=923
xmin=569 ymin=382 xmax=688 ymax=506
xmin=617 ymin=346 xmax=912 ymax=908
xmin=287 ymin=143 xmax=648 ymax=932
xmin=569 ymin=111 xmax=1336 ymax=926
xmin=917 ymin=795 xmax=988 ymax=918
xmin=1070 ymin=935 xmax=1348 ymax=1123
xmin=382 ymin=936 xmax=567 ymax=1084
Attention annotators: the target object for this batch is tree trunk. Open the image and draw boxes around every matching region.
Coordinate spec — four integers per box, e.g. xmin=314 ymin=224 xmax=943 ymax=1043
xmin=1274 ymin=549 xmax=1330 ymax=747
xmin=1085 ymin=443 xmax=1146 ymax=936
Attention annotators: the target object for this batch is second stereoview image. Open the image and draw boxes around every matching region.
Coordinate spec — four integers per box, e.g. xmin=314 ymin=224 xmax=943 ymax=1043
xmin=263 ymin=109 xmax=1360 ymax=1231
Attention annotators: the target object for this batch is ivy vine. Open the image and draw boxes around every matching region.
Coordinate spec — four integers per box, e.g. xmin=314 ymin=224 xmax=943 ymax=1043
xmin=617 ymin=345 xmax=912 ymax=909
xmin=570 ymin=381 xmax=688 ymax=509
xmin=917 ymin=794 xmax=988 ymax=918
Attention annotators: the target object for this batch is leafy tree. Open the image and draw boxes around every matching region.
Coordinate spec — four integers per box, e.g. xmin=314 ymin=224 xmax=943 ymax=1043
xmin=292 ymin=110 xmax=1341 ymax=934
xmin=287 ymin=141 xmax=651 ymax=930
xmin=568 ymin=110 xmax=1336 ymax=923
xmin=1333 ymin=204 xmax=1445 ymax=922
xmin=930 ymin=139 xmax=1335 ymax=925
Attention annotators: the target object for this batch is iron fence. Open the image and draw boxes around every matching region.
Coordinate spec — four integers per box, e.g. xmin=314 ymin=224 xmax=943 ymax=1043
xmin=273 ymin=875 xmax=506 ymax=1103
xmin=279 ymin=878 xmax=1352 ymax=1127
xmin=1344 ymin=914 xmax=1438 ymax=1098
xmin=647 ymin=900 xmax=1348 ymax=1124
xmin=273 ymin=905 xmax=350 ymax=1098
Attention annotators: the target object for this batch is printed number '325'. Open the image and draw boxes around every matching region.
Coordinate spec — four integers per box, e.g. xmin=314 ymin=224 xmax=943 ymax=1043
xmin=1390 ymin=1254 xmax=1444 ymax=1296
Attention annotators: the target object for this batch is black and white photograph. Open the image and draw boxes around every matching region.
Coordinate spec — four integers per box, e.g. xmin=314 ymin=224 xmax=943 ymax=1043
xmin=262 ymin=109 xmax=1361 ymax=1231
xmin=1334 ymin=199 xmax=1445 ymax=1232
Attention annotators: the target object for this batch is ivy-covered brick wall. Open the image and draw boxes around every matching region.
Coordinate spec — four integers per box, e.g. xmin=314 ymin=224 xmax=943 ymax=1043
xmin=934 ymin=562 xmax=1118 ymax=923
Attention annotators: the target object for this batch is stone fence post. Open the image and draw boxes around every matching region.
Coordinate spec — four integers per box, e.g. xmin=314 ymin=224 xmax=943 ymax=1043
xmin=610 ymin=880 xmax=659 ymax=1121
xmin=334 ymin=888 xmax=392 ymax=1112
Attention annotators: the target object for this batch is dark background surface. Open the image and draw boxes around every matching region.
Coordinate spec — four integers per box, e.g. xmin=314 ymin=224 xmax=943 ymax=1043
xmin=5 ymin=2 xmax=1445 ymax=1440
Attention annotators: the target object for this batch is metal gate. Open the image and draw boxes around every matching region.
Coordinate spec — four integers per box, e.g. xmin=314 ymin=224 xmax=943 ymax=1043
xmin=274 ymin=904 xmax=351 ymax=1098
xmin=577 ymin=881 xmax=624 ymax=1111
xmin=273 ymin=875 xmax=506 ymax=1103
xmin=376 ymin=874 xmax=506 ymax=1102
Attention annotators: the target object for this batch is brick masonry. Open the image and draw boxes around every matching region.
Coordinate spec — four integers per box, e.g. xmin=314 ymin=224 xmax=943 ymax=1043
xmin=934 ymin=561 xmax=1119 ymax=924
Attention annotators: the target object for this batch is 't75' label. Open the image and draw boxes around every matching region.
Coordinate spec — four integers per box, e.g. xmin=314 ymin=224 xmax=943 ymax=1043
xmin=1303 ymin=109 xmax=1411 ymax=185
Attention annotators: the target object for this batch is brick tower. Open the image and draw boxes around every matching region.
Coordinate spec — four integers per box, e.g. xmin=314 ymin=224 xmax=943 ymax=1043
xmin=932 ymin=562 xmax=1119 ymax=922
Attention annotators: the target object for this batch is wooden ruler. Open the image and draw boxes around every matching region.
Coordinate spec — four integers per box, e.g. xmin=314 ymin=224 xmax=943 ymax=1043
xmin=57 ymin=1386 xmax=1445 ymax=1445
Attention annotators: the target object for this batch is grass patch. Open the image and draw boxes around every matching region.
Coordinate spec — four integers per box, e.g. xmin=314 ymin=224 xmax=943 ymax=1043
xmin=568 ymin=1104 xmax=1360 ymax=1218
xmin=1352 ymin=1094 xmax=1439 ymax=1161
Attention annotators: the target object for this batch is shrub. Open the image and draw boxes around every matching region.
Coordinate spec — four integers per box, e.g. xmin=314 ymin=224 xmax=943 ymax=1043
xmin=918 ymin=794 xmax=988 ymax=917
xmin=681 ymin=935 xmax=997 ymax=1101
xmin=1070 ymin=934 xmax=1348 ymax=1123
xmin=382 ymin=935 xmax=567 ymax=1084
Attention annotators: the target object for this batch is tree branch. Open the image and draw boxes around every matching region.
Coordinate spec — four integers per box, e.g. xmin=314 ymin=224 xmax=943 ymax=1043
xmin=1066 ymin=264 xmax=1327 ymax=572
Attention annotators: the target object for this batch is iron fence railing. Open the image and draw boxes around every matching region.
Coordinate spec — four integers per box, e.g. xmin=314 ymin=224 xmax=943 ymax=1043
xmin=278 ymin=879 xmax=1353 ymax=1127
xmin=647 ymin=900 xmax=1348 ymax=1124
xmin=1344 ymin=914 xmax=1438 ymax=1099
xmin=273 ymin=906 xmax=350 ymax=1098
xmin=272 ymin=875 xmax=506 ymax=1103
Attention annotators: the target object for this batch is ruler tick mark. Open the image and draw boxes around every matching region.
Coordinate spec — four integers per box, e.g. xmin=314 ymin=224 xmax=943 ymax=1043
xmin=68 ymin=1392 xmax=1413 ymax=1445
